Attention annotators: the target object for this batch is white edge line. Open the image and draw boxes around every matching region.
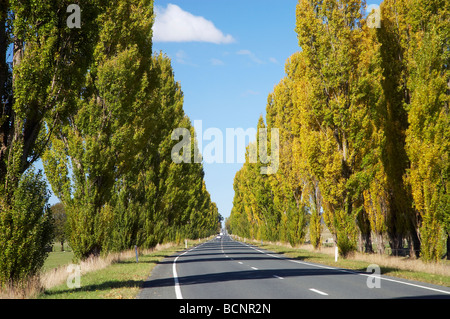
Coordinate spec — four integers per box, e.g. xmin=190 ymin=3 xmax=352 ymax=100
xmin=237 ymin=239 xmax=450 ymax=296
xmin=173 ymin=255 xmax=183 ymax=299
xmin=310 ymin=288 xmax=328 ymax=296
xmin=173 ymin=240 xmax=209 ymax=299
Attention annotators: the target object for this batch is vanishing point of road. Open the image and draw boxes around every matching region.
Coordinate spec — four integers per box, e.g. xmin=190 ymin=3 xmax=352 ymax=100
xmin=138 ymin=235 xmax=450 ymax=299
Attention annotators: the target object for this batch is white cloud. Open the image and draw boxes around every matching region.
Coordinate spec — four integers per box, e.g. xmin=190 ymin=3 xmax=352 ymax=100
xmin=153 ymin=4 xmax=235 ymax=44
xmin=269 ymin=57 xmax=279 ymax=64
xmin=236 ymin=49 xmax=264 ymax=64
xmin=210 ymin=58 xmax=225 ymax=66
xmin=175 ymin=50 xmax=187 ymax=64
xmin=241 ymin=90 xmax=260 ymax=97
xmin=174 ymin=50 xmax=197 ymax=66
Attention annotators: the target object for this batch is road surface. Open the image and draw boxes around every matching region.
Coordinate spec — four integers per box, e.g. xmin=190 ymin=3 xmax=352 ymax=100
xmin=138 ymin=235 xmax=450 ymax=299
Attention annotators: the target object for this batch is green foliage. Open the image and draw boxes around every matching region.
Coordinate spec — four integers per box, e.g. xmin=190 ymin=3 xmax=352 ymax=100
xmin=50 ymin=203 xmax=67 ymax=250
xmin=0 ymin=0 xmax=219 ymax=284
xmin=404 ymin=0 xmax=450 ymax=261
xmin=293 ymin=0 xmax=375 ymax=256
xmin=229 ymin=0 xmax=448 ymax=262
xmin=0 ymin=169 xmax=53 ymax=286
xmin=375 ymin=0 xmax=420 ymax=256
xmin=0 ymin=0 xmax=102 ymax=286
xmin=309 ymin=207 xmax=322 ymax=249
xmin=42 ymin=0 xmax=220 ymax=260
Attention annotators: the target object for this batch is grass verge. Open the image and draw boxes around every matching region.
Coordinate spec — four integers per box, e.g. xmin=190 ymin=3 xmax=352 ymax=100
xmin=37 ymin=239 xmax=206 ymax=299
xmin=241 ymin=237 xmax=450 ymax=288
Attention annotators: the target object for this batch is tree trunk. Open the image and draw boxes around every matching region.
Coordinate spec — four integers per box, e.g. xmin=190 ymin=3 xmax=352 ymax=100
xmin=0 ymin=0 xmax=9 ymax=183
xmin=409 ymin=228 xmax=421 ymax=258
xmin=364 ymin=231 xmax=374 ymax=254
xmin=447 ymin=233 xmax=450 ymax=260
xmin=389 ymin=230 xmax=403 ymax=256
xmin=377 ymin=233 xmax=385 ymax=255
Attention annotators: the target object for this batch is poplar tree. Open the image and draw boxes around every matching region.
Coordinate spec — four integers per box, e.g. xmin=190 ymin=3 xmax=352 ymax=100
xmin=295 ymin=0 xmax=377 ymax=256
xmin=230 ymin=168 xmax=251 ymax=238
xmin=0 ymin=0 xmax=101 ymax=286
xmin=43 ymin=0 xmax=155 ymax=260
xmin=108 ymin=52 xmax=186 ymax=250
xmin=404 ymin=0 xmax=449 ymax=261
xmin=289 ymin=52 xmax=324 ymax=250
xmin=374 ymin=0 xmax=421 ymax=257
xmin=266 ymin=66 xmax=308 ymax=246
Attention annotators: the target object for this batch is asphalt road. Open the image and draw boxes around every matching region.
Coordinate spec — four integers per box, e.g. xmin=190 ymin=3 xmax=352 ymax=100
xmin=137 ymin=235 xmax=450 ymax=299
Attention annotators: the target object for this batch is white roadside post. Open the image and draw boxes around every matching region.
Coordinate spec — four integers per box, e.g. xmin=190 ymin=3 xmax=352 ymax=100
xmin=335 ymin=246 xmax=338 ymax=262
xmin=135 ymin=245 xmax=139 ymax=263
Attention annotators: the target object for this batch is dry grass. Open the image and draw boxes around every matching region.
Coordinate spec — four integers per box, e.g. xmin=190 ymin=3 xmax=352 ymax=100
xmin=0 ymin=242 xmax=177 ymax=299
xmin=0 ymin=277 xmax=43 ymax=299
xmin=349 ymin=251 xmax=450 ymax=277
xmin=294 ymin=243 xmax=450 ymax=278
xmin=237 ymin=235 xmax=450 ymax=280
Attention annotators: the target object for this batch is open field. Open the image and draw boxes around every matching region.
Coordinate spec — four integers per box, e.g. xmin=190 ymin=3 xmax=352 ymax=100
xmin=42 ymin=242 xmax=74 ymax=273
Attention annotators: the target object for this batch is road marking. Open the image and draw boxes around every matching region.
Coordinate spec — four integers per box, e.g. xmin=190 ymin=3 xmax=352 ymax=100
xmin=359 ymin=274 xmax=450 ymax=295
xmin=309 ymin=288 xmax=328 ymax=296
xmin=173 ymin=254 xmax=183 ymax=299
xmin=238 ymin=262 xmax=243 ymax=264
xmin=173 ymin=239 xmax=209 ymax=299
xmin=273 ymin=275 xmax=284 ymax=280
xmin=234 ymin=238 xmax=450 ymax=296
xmin=251 ymin=267 xmax=258 ymax=270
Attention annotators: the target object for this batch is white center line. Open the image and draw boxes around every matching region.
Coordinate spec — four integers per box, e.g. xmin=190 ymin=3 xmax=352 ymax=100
xmin=251 ymin=267 xmax=258 ymax=270
xmin=238 ymin=261 xmax=243 ymax=264
xmin=309 ymin=288 xmax=328 ymax=296
xmin=273 ymin=275 xmax=284 ymax=280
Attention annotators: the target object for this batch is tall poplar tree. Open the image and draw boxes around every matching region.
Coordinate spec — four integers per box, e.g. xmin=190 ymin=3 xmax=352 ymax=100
xmin=295 ymin=0 xmax=377 ymax=256
xmin=43 ymin=0 xmax=156 ymax=260
xmin=375 ymin=0 xmax=421 ymax=256
xmin=0 ymin=0 xmax=102 ymax=286
xmin=404 ymin=0 xmax=449 ymax=261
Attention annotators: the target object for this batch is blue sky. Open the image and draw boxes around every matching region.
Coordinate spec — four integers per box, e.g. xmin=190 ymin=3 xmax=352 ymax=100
xmin=151 ymin=0 xmax=300 ymax=221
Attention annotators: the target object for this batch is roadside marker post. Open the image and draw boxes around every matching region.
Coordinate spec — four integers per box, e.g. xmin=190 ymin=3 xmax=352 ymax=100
xmin=335 ymin=246 xmax=338 ymax=262
xmin=135 ymin=245 xmax=139 ymax=263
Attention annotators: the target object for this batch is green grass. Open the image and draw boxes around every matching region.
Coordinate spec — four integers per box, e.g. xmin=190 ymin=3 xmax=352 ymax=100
xmin=255 ymin=242 xmax=450 ymax=288
xmin=38 ymin=243 xmax=188 ymax=299
xmin=42 ymin=242 xmax=74 ymax=272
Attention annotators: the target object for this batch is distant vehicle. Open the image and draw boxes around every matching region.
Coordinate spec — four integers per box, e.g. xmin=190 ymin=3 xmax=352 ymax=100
xmin=220 ymin=232 xmax=223 ymax=236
